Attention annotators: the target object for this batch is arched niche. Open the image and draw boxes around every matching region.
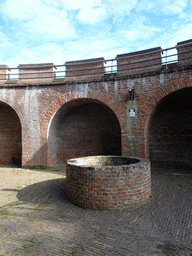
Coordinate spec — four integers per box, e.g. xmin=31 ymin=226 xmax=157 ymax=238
xmin=148 ymin=87 xmax=192 ymax=173
xmin=0 ymin=101 xmax=22 ymax=166
xmin=48 ymin=98 xmax=121 ymax=166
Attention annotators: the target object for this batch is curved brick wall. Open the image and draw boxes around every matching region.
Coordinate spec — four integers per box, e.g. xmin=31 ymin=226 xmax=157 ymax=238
xmin=149 ymin=87 xmax=192 ymax=169
xmin=0 ymin=39 xmax=191 ymax=169
xmin=48 ymin=100 xmax=121 ymax=165
xmin=66 ymin=156 xmax=151 ymax=210
xmin=0 ymin=101 xmax=22 ymax=166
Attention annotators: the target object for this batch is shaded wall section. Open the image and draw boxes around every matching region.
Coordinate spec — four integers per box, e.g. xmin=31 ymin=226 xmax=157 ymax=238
xmin=0 ymin=102 xmax=22 ymax=166
xmin=149 ymin=88 xmax=192 ymax=171
xmin=48 ymin=99 xmax=121 ymax=166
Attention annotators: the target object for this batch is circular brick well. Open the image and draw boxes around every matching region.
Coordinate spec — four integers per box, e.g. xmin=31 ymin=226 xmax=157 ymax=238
xmin=66 ymin=156 xmax=151 ymax=210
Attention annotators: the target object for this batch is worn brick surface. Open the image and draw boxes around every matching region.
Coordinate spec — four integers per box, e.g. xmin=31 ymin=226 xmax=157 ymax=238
xmin=0 ymin=166 xmax=191 ymax=255
xmin=0 ymin=40 xmax=191 ymax=168
xmin=66 ymin=156 xmax=151 ymax=210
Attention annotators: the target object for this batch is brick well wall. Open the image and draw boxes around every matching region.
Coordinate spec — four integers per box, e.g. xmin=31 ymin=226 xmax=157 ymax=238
xmin=66 ymin=156 xmax=151 ymax=210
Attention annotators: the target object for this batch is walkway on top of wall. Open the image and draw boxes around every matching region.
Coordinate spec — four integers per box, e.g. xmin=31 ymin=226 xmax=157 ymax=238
xmin=0 ymin=39 xmax=191 ymax=85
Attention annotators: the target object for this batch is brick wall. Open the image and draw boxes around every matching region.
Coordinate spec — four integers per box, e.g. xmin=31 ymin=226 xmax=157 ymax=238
xmin=66 ymin=156 xmax=151 ymax=210
xmin=116 ymin=47 xmax=162 ymax=76
xmin=0 ymin=102 xmax=22 ymax=166
xmin=177 ymin=39 xmax=192 ymax=66
xmin=0 ymin=39 xmax=191 ymax=171
xmin=65 ymin=58 xmax=105 ymax=81
xmin=0 ymin=65 xmax=9 ymax=84
xmin=48 ymin=100 xmax=121 ymax=166
xmin=18 ymin=63 xmax=55 ymax=81
xmin=149 ymin=87 xmax=192 ymax=169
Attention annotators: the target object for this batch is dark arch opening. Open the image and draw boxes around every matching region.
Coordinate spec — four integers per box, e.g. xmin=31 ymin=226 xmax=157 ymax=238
xmin=149 ymin=88 xmax=192 ymax=173
xmin=48 ymin=99 xmax=122 ymax=166
xmin=0 ymin=102 xmax=22 ymax=167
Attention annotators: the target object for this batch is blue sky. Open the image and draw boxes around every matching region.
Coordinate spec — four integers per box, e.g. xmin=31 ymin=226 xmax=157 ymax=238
xmin=0 ymin=0 xmax=192 ymax=68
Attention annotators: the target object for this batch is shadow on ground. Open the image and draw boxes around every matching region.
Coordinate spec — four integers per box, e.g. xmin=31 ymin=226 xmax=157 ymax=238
xmin=17 ymin=178 xmax=67 ymax=205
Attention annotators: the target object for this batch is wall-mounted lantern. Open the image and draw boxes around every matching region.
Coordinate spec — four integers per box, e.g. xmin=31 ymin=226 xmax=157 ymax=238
xmin=128 ymin=88 xmax=134 ymax=100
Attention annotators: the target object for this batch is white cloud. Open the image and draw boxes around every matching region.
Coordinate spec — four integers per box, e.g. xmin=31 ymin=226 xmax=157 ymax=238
xmin=6 ymin=43 xmax=66 ymax=67
xmin=28 ymin=15 xmax=75 ymax=38
xmin=0 ymin=30 xmax=13 ymax=61
xmin=135 ymin=0 xmax=155 ymax=11
xmin=2 ymin=0 xmax=75 ymax=38
xmin=63 ymin=38 xmax=118 ymax=60
xmin=120 ymin=27 xmax=159 ymax=40
xmin=164 ymin=24 xmax=192 ymax=47
xmin=2 ymin=0 xmax=41 ymax=19
xmin=61 ymin=0 xmax=102 ymax=10
xmin=90 ymin=39 xmax=118 ymax=51
xmin=157 ymin=0 xmax=188 ymax=14
xmin=61 ymin=0 xmax=138 ymax=23
xmin=105 ymin=0 xmax=137 ymax=12
xmin=1 ymin=0 xmax=191 ymax=68
xmin=119 ymin=16 xmax=165 ymax=41
xmin=90 ymin=48 xmax=127 ymax=60
xmin=78 ymin=6 xmax=106 ymax=23
xmin=104 ymin=0 xmax=138 ymax=15
xmin=135 ymin=0 xmax=188 ymax=14
xmin=0 ymin=41 xmax=12 ymax=48
xmin=4 ymin=39 xmax=120 ymax=68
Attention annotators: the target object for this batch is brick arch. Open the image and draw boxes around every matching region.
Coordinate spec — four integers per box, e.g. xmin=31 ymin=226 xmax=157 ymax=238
xmin=142 ymin=77 xmax=192 ymax=159
xmin=0 ymin=98 xmax=23 ymax=127
xmin=41 ymin=90 xmax=126 ymax=139
xmin=0 ymin=99 xmax=22 ymax=166
xmin=40 ymin=90 xmax=127 ymax=166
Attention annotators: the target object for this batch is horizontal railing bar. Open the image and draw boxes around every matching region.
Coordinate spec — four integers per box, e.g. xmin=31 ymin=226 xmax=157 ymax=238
xmin=0 ymin=58 xmax=185 ymax=81
xmin=0 ymin=43 xmax=191 ymax=70
xmin=0 ymin=44 xmax=190 ymax=81
xmin=0 ymin=41 xmax=190 ymax=70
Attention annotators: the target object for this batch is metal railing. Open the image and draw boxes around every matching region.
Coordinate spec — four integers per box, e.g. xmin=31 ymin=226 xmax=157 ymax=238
xmin=0 ymin=41 xmax=191 ymax=81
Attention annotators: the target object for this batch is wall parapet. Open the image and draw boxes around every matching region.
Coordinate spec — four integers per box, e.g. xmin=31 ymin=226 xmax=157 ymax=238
xmin=0 ymin=65 xmax=9 ymax=84
xmin=17 ymin=63 xmax=56 ymax=81
xmin=0 ymin=39 xmax=191 ymax=85
xmin=116 ymin=47 xmax=162 ymax=76
xmin=65 ymin=57 xmax=105 ymax=81
xmin=176 ymin=39 xmax=192 ymax=66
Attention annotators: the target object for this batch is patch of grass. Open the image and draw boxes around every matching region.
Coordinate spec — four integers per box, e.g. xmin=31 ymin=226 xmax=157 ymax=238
xmin=27 ymin=218 xmax=34 ymax=223
xmin=0 ymin=209 xmax=9 ymax=218
xmin=78 ymin=243 xmax=85 ymax=252
xmin=23 ymin=245 xmax=31 ymax=253
xmin=49 ymin=236 xmax=54 ymax=241
xmin=17 ymin=185 xmax=25 ymax=189
xmin=29 ymin=236 xmax=38 ymax=243
xmin=157 ymin=242 xmax=177 ymax=256
xmin=98 ymin=232 xmax=106 ymax=238
xmin=13 ymin=201 xmax=21 ymax=205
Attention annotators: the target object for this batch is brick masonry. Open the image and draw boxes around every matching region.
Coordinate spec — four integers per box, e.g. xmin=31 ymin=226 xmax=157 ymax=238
xmin=0 ymin=102 xmax=21 ymax=165
xmin=66 ymin=156 xmax=151 ymax=210
xmin=48 ymin=100 xmax=121 ymax=166
xmin=65 ymin=57 xmax=105 ymax=81
xmin=0 ymin=39 xmax=191 ymax=169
